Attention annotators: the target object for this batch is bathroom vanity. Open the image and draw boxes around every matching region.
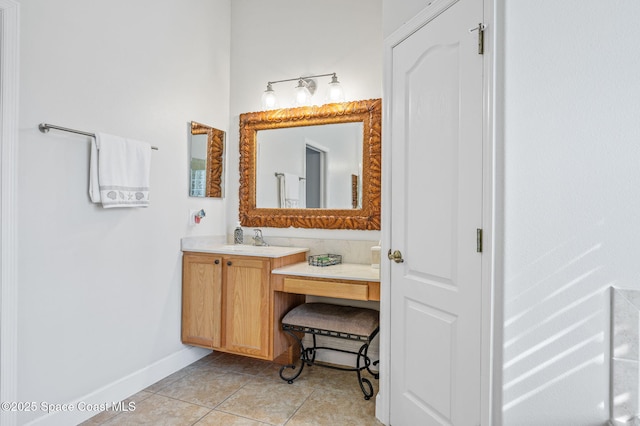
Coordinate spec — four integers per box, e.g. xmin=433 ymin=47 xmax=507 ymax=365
xmin=181 ymin=241 xmax=381 ymax=363
xmin=181 ymin=244 xmax=308 ymax=361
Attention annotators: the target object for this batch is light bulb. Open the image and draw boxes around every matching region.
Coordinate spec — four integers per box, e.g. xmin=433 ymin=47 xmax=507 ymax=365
xmin=294 ymin=79 xmax=312 ymax=106
xmin=261 ymin=83 xmax=278 ymax=110
xmin=326 ymin=74 xmax=345 ymax=103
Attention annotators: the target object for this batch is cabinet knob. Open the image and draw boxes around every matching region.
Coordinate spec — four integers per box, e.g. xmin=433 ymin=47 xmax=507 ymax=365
xmin=214 ymin=259 xmax=220 ymax=265
xmin=227 ymin=261 xmax=232 ymax=266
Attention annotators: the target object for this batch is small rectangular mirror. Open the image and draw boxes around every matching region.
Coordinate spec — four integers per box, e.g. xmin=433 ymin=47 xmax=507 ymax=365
xmin=189 ymin=121 xmax=225 ymax=198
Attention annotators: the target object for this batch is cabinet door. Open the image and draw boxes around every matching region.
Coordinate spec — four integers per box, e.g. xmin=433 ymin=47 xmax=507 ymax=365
xmin=182 ymin=253 xmax=223 ymax=348
xmin=224 ymin=257 xmax=270 ymax=358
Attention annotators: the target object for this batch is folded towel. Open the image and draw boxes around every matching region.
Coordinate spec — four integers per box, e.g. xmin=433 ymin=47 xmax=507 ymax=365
xmin=89 ymin=133 xmax=152 ymax=208
xmin=283 ymin=172 xmax=300 ymax=208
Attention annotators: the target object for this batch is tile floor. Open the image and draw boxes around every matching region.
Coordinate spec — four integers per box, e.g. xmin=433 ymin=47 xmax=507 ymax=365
xmin=81 ymin=351 xmax=382 ymax=425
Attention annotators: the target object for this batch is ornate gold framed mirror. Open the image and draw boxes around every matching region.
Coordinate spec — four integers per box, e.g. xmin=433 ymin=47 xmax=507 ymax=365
xmin=189 ymin=121 xmax=225 ymax=198
xmin=239 ymin=98 xmax=381 ymax=229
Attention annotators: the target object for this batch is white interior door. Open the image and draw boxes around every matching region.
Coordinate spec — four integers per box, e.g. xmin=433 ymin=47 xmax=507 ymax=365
xmin=389 ymin=0 xmax=484 ymax=424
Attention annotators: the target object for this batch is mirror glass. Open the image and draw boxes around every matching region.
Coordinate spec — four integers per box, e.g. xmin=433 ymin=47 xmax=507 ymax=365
xmin=239 ymin=99 xmax=381 ymax=230
xmin=189 ymin=121 xmax=225 ymax=198
xmin=255 ymin=122 xmax=363 ymax=209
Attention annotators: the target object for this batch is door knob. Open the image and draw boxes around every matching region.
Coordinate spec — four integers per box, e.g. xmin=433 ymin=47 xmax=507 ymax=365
xmin=387 ymin=249 xmax=404 ymax=263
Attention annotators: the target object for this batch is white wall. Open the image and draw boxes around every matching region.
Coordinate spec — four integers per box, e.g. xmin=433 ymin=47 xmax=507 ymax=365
xmin=18 ymin=0 xmax=230 ymax=423
xmin=228 ymin=0 xmax=382 ymax=241
xmin=256 ymin=127 xmax=308 ymax=208
xmin=382 ymin=0 xmax=430 ymax=38
xmin=499 ymin=1 xmax=640 ymax=424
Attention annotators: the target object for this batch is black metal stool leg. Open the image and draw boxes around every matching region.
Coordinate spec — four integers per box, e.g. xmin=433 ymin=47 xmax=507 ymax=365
xmin=369 ymin=360 xmax=380 ymax=379
xmin=279 ymin=328 xmax=307 ymax=384
xmin=362 ymin=341 xmax=379 ymax=379
xmin=356 ymin=342 xmax=374 ymax=400
xmin=308 ymin=334 xmax=317 ymax=365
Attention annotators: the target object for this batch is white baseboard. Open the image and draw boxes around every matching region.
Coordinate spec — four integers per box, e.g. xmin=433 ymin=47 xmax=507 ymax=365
xmin=26 ymin=346 xmax=210 ymax=426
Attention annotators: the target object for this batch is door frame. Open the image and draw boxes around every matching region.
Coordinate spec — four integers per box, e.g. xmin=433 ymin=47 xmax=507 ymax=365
xmin=0 ymin=1 xmax=20 ymax=426
xmin=304 ymin=141 xmax=328 ymax=208
xmin=378 ymin=0 xmax=502 ymax=424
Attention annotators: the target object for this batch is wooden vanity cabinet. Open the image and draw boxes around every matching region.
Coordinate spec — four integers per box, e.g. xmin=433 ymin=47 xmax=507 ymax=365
xmin=181 ymin=251 xmax=306 ymax=361
xmin=223 ymin=257 xmax=270 ymax=358
xmin=181 ymin=253 xmax=223 ymax=349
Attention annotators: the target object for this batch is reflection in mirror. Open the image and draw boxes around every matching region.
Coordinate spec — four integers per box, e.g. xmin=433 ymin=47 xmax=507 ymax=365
xmin=189 ymin=121 xmax=225 ymax=198
xmin=256 ymin=122 xmax=363 ymax=209
xmin=239 ymin=98 xmax=381 ymax=230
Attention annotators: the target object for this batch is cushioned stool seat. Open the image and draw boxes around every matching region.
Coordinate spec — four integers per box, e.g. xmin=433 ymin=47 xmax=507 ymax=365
xmin=279 ymin=303 xmax=379 ymax=400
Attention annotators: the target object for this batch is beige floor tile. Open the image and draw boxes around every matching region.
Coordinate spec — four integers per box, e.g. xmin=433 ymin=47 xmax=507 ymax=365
xmin=143 ymin=352 xmax=222 ymax=393
xmin=286 ymin=387 xmax=383 ymax=426
xmin=157 ymin=370 xmax=252 ymax=408
xmin=198 ymin=351 xmax=225 ymax=362
xmin=262 ymin=361 xmax=379 ymax=398
xmin=79 ymin=390 xmax=154 ymax=425
xmin=195 ymin=410 xmax=268 ymax=425
xmin=82 ymin=351 xmax=380 ymax=425
xmin=207 ymin=352 xmax=273 ymax=376
xmin=143 ymin=368 xmax=193 ymax=393
xmin=216 ymin=376 xmax=314 ymax=425
xmin=100 ymin=394 xmax=210 ymax=425
xmin=80 ymin=408 xmax=118 ymax=426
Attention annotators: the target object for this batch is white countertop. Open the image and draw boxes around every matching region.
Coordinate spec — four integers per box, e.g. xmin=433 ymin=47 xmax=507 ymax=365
xmin=181 ymin=237 xmax=309 ymax=258
xmin=272 ymin=262 xmax=380 ymax=282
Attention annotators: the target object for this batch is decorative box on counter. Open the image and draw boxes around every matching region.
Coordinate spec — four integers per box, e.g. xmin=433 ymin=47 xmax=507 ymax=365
xmin=308 ymin=254 xmax=342 ymax=267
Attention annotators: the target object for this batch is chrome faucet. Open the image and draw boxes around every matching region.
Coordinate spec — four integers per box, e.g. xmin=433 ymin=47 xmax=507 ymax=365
xmin=252 ymin=229 xmax=268 ymax=246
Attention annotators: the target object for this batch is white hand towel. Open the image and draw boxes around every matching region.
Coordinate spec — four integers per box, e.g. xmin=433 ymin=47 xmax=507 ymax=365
xmin=89 ymin=133 xmax=152 ymax=208
xmin=283 ymin=172 xmax=300 ymax=208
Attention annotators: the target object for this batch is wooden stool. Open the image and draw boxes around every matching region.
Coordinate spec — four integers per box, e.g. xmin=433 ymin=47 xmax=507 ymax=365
xmin=279 ymin=302 xmax=379 ymax=400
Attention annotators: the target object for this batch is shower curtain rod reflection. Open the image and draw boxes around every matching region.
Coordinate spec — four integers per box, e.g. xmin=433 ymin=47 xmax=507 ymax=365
xmin=38 ymin=123 xmax=159 ymax=150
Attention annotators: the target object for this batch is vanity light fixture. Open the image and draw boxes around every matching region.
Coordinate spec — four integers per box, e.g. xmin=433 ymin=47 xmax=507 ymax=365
xmin=294 ymin=78 xmax=312 ymax=106
xmin=326 ymin=73 xmax=345 ymax=103
xmin=260 ymin=72 xmax=345 ymax=110
xmin=261 ymin=83 xmax=278 ymax=110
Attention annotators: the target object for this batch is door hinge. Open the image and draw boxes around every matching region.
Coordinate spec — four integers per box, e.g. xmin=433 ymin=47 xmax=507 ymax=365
xmin=476 ymin=228 xmax=483 ymax=253
xmin=469 ymin=23 xmax=485 ymax=55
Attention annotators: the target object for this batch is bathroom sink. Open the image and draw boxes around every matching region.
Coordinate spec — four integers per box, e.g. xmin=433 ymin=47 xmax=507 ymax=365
xmin=180 ymin=237 xmax=309 ymax=257
xmin=206 ymin=244 xmax=309 ymax=258
xmin=219 ymin=244 xmax=272 ymax=252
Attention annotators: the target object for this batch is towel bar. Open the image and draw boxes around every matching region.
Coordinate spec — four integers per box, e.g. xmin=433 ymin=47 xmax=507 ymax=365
xmin=275 ymin=172 xmax=305 ymax=180
xmin=39 ymin=123 xmax=159 ymax=150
